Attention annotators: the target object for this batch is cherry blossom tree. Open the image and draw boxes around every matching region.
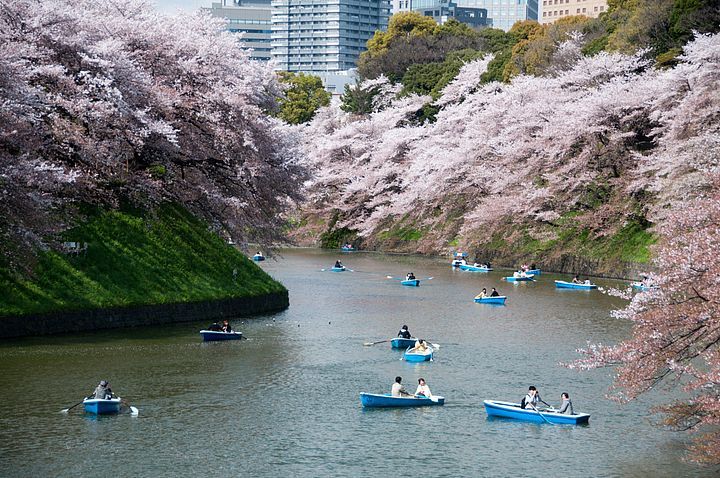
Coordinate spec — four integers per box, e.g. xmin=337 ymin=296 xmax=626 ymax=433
xmin=0 ymin=0 xmax=304 ymax=270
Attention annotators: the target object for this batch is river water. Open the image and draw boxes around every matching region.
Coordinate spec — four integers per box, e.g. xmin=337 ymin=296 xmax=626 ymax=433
xmin=0 ymin=249 xmax=715 ymax=477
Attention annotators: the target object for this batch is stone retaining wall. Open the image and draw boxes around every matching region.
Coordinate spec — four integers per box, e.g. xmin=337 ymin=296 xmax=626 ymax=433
xmin=0 ymin=290 xmax=289 ymax=339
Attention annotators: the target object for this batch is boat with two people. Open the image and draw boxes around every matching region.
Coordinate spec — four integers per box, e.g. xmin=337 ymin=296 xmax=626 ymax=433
xmin=200 ymin=320 xmax=243 ymax=341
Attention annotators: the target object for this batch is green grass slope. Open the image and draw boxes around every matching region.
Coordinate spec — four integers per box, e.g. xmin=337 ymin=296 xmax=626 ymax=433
xmin=0 ymin=204 xmax=285 ymax=317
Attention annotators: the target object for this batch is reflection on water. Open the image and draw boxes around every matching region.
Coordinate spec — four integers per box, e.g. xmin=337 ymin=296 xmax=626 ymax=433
xmin=0 ymin=249 xmax=714 ymax=477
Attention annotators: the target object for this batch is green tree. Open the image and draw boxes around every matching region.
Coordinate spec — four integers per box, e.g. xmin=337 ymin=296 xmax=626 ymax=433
xmin=402 ymin=49 xmax=485 ymax=98
xmin=340 ymin=80 xmax=378 ymax=115
xmin=276 ymin=72 xmax=331 ymax=124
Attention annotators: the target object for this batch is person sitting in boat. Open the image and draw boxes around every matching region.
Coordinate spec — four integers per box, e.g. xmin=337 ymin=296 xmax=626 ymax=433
xmin=584 ymin=279 xmax=591 ymax=285
xmin=414 ymin=339 xmax=428 ymax=352
xmin=521 ymin=386 xmax=551 ymax=410
xmin=208 ymin=321 xmax=222 ymax=331
xmin=490 ymin=288 xmax=500 ymax=297
xmin=92 ymin=380 xmax=113 ymax=400
xmin=572 ymin=275 xmax=581 ymax=284
xmin=513 ymin=271 xmax=521 ymax=278
xmin=415 ymin=378 xmax=432 ymax=398
xmin=391 ymin=376 xmax=412 ymax=398
xmin=334 ymin=260 xmax=343 ymax=269
xmin=475 ymin=288 xmax=488 ymax=299
xmin=406 ymin=272 xmax=416 ymax=281
xmin=530 ymin=263 xmax=537 ymax=270
xmin=222 ymin=320 xmax=232 ymax=333
xmin=521 ymin=264 xmax=529 ymax=272
xmin=398 ymin=325 xmax=411 ymax=339
xmin=557 ymin=392 xmax=575 ymax=415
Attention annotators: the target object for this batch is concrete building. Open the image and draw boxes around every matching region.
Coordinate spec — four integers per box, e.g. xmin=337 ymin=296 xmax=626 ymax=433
xmin=207 ymin=0 xmax=273 ymax=61
xmin=271 ymin=0 xmax=391 ymax=77
xmin=540 ymin=0 xmax=607 ymax=24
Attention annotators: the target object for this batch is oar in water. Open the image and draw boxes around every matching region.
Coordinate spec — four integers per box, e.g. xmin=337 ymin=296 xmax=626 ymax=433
xmin=121 ymin=399 xmax=140 ymax=416
xmin=60 ymin=398 xmax=88 ymax=414
xmin=530 ymin=404 xmax=553 ymax=425
xmin=363 ymin=339 xmax=391 ymax=346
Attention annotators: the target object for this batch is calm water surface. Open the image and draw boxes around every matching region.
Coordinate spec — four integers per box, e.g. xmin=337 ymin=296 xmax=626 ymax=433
xmin=0 ymin=249 xmax=716 ymax=477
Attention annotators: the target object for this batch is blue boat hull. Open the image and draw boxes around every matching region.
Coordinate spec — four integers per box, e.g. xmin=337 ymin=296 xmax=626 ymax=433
xmin=632 ymin=282 xmax=658 ymax=291
xmin=484 ymin=400 xmax=589 ymax=424
xmin=360 ymin=393 xmax=444 ymax=407
xmin=401 ymin=279 xmax=420 ymax=287
xmin=200 ymin=330 xmax=244 ymax=341
xmin=459 ymin=264 xmax=492 ymax=272
xmin=474 ymin=296 xmax=507 ymax=304
xmin=505 ymin=276 xmax=534 ymax=282
xmin=404 ymin=346 xmax=433 ymax=362
xmin=525 ymin=269 xmax=541 ymax=275
xmin=252 ymin=255 xmax=265 ymax=262
xmin=331 ymin=266 xmax=346 ymax=272
xmin=555 ymin=280 xmax=597 ymax=290
xmin=391 ymin=337 xmax=417 ymax=349
xmin=83 ymin=398 xmax=121 ymax=415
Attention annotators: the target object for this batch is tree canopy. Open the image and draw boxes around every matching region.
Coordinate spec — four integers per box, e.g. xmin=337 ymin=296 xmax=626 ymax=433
xmin=276 ymin=72 xmax=331 ymax=125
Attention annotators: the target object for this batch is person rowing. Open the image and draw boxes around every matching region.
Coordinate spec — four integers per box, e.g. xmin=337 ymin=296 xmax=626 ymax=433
xmin=475 ymin=288 xmax=488 ymax=299
xmin=92 ymin=380 xmax=113 ymax=400
xmin=221 ymin=319 xmax=232 ymax=333
xmin=521 ymin=385 xmax=551 ymax=410
xmin=398 ymin=325 xmax=411 ymax=339
xmin=414 ymin=339 xmax=429 ymax=352
xmin=406 ymin=272 xmax=416 ymax=281
xmin=334 ymin=260 xmax=343 ymax=269
xmin=490 ymin=288 xmax=500 ymax=297
xmin=391 ymin=376 xmax=413 ymax=397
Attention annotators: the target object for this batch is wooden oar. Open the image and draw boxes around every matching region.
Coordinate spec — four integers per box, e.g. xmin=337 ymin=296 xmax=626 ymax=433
xmin=530 ymin=404 xmax=554 ymax=425
xmin=60 ymin=398 xmax=87 ymax=413
xmin=363 ymin=339 xmax=391 ymax=346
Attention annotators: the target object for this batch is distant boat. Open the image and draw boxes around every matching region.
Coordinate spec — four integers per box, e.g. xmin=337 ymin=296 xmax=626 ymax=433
xmin=200 ymin=330 xmax=244 ymax=342
xmin=474 ymin=296 xmax=507 ymax=305
xmin=341 ymin=245 xmax=355 ymax=252
xmin=404 ymin=345 xmax=433 ymax=362
xmin=555 ymin=280 xmax=597 ymax=290
xmin=252 ymin=254 xmax=265 ymax=262
xmin=483 ymin=400 xmax=590 ymax=424
xmin=391 ymin=337 xmax=417 ymax=349
xmin=401 ymin=279 xmax=420 ymax=286
xmin=459 ymin=264 xmax=493 ymax=272
xmin=360 ymin=393 xmax=445 ymax=408
xmin=453 ymin=252 xmax=468 ymax=258
xmin=505 ymin=275 xmax=535 ymax=282
xmin=631 ymin=282 xmax=658 ymax=292
xmin=83 ymin=397 xmax=122 ymax=415
xmin=331 ymin=266 xmax=347 ymax=272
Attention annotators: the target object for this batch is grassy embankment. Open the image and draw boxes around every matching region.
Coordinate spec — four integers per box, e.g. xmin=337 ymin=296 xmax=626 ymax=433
xmin=0 ymin=204 xmax=285 ymax=318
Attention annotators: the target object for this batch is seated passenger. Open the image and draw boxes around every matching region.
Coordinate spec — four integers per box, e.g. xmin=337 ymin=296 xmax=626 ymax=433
xmin=557 ymin=392 xmax=575 ymax=415
xmin=572 ymin=276 xmax=581 ymax=284
xmin=414 ymin=339 xmax=428 ymax=352
xmin=475 ymin=288 xmax=488 ymax=299
xmin=208 ymin=322 xmax=222 ymax=331
xmin=490 ymin=288 xmax=500 ymax=297
xmin=334 ymin=260 xmax=343 ymax=268
xmin=406 ymin=272 xmax=416 ymax=280
xmin=415 ymin=378 xmax=432 ymax=398
xmin=398 ymin=325 xmax=411 ymax=339
xmin=222 ymin=319 xmax=232 ymax=333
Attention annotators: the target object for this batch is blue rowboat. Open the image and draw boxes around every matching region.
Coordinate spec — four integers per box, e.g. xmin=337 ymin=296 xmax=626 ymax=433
xmin=555 ymin=280 xmax=597 ymax=290
xmin=404 ymin=345 xmax=433 ymax=362
xmin=451 ymin=260 xmax=464 ymax=267
xmin=505 ymin=275 xmax=534 ymax=282
xmin=525 ymin=269 xmax=541 ymax=275
xmin=331 ymin=266 xmax=346 ymax=272
xmin=200 ymin=330 xmax=244 ymax=341
xmin=252 ymin=254 xmax=265 ymax=262
xmin=401 ymin=279 xmax=420 ymax=287
xmin=483 ymin=400 xmax=590 ymax=425
xmin=341 ymin=246 xmax=355 ymax=252
xmin=459 ymin=264 xmax=493 ymax=272
xmin=83 ymin=397 xmax=122 ymax=415
xmin=632 ymin=282 xmax=658 ymax=291
xmin=391 ymin=337 xmax=417 ymax=349
xmin=360 ymin=393 xmax=445 ymax=408
xmin=474 ymin=296 xmax=507 ymax=304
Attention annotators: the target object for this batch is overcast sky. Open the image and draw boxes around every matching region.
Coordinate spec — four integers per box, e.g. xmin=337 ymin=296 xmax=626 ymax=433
xmin=152 ymin=0 xmax=213 ymax=14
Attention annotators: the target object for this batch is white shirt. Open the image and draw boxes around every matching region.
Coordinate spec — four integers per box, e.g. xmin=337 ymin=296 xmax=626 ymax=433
xmin=415 ymin=384 xmax=432 ymax=397
xmin=391 ymin=382 xmax=406 ymax=398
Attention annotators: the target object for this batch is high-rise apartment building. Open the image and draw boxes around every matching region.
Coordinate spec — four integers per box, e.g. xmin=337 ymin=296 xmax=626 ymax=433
xmin=207 ymin=0 xmax=273 ymax=61
xmin=540 ymin=0 xmax=607 ymax=24
xmin=271 ymin=0 xmax=391 ymax=74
